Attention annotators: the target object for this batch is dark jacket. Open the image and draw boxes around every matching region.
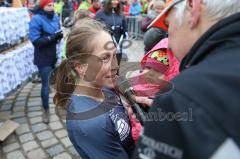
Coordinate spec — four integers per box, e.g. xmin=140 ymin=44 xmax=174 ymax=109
xmin=95 ymin=10 xmax=127 ymax=43
xmin=134 ymin=12 xmax=240 ymax=159
xmin=29 ymin=8 xmax=61 ymax=67
xmin=61 ymin=1 xmax=74 ymax=23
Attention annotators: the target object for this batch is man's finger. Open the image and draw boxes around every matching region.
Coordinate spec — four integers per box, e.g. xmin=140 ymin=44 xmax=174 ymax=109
xmin=134 ymin=96 xmax=153 ymax=106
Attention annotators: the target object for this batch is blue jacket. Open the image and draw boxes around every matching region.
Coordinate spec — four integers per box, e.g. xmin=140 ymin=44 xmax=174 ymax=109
xmin=29 ymin=8 xmax=61 ymax=67
xmin=129 ymin=2 xmax=141 ymax=16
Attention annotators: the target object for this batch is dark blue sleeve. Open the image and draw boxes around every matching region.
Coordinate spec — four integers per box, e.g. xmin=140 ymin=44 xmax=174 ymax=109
xmin=32 ymin=36 xmax=56 ymax=48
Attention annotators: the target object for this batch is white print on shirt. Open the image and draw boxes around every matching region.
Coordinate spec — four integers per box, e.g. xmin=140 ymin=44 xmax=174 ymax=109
xmin=109 ymin=107 xmax=130 ymax=142
xmin=116 ymin=118 xmax=130 ymax=141
xmin=138 ymin=134 xmax=183 ymax=159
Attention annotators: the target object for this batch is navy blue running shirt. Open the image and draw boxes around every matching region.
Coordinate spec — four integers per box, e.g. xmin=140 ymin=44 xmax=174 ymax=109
xmin=66 ymin=88 xmax=135 ymax=159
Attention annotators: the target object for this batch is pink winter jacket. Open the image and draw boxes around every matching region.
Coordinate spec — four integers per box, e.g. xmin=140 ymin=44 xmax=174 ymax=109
xmin=129 ymin=38 xmax=180 ymax=143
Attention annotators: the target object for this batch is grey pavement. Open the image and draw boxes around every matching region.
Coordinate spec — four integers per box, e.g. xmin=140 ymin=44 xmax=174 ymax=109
xmin=0 ymin=39 xmax=145 ymax=159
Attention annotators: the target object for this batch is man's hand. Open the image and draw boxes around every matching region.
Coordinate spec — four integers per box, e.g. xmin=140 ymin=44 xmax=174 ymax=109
xmin=134 ymin=96 xmax=153 ymax=107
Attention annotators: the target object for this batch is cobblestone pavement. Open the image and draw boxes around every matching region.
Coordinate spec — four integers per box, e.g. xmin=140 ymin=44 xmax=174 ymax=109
xmin=0 ymin=39 xmax=144 ymax=159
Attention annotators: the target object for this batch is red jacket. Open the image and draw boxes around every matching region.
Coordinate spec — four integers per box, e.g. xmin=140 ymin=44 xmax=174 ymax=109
xmin=89 ymin=6 xmax=100 ymax=14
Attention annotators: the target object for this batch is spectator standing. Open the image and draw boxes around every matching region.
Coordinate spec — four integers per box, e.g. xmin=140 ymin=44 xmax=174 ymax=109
xmin=61 ymin=0 xmax=74 ymax=23
xmin=54 ymin=0 xmax=64 ymax=16
xmin=78 ymin=0 xmax=92 ymax=10
xmin=129 ymin=0 xmax=141 ymax=16
xmin=72 ymin=0 xmax=79 ymax=10
xmin=141 ymin=0 xmax=165 ymax=31
xmin=95 ymin=0 xmax=128 ymax=65
xmin=120 ymin=0 xmax=130 ymax=16
xmin=29 ymin=0 xmax=63 ymax=123
xmin=88 ymin=0 xmax=101 ymax=14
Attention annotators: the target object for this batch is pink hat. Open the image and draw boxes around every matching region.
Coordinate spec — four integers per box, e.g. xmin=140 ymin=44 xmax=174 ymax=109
xmin=141 ymin=38 xmax=169 ymax=74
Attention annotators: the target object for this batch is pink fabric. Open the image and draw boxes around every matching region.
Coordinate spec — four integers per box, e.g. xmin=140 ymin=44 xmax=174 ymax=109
xmin=129 ymin=71 xmax=167 ymax=98
xmin=143 ymin=38 xmax=179 ymax=81
xmin=164 ymin=49 xmax=180 ymax=81
xmin=129 ymin=38 xmax=180 ymax=143
xmin=130 ymin=38 xmax=180 ymax=98
xmin=129 ymin=114 xmax=142 ymax=144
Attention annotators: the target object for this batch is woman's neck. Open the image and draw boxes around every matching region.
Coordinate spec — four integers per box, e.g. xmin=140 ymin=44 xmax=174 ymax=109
xmin=74 ymin=84 xmax=105 ymax=102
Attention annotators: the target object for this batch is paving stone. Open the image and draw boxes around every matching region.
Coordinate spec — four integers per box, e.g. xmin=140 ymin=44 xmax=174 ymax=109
xmin=12 ymin=112 xmax=25 ymax=118
xmin=14 ymin=101 xmax=26 ymax=107
xmin=53 ymin=152 xmax=72 ymax=159
xmin=30 ymin=90 xmax=41 ymax=93
xmin=28 ymin=97 xmax=41 ymax=102
xmin=16 ymin=124 xmax=30 ymax=135
xmin=19 ymin=133 xmax=34 ymax=143
xmin=32 ymin=84 xmax=41 ymax=88
xmin=49 ymin=108 xmax=55 ymax=114
xmin=49 ymin=103 xmax=55 ymax=107
xmin=50 ymin=114 xmax=59 ymax=122
xmin=31 ymin=123 xmax=48 ymax=133
xmin=30 ymin=116 xmax=43 ymax=124
xmin=68 ymin=146 xmax=79 ymax=156
xmin=3 ymin=100 xmax=13 ymax=105
xmin=0 ymin=110 xmax=11 ymax=116
xmin=24 ymin=83 xmax=33 ymax=88
xmin=60 ymin=137 xmax=72 ymax=148
xmin=28 ymin=106 xmax=42 ymax=111
xmin=55 ymin=129 xmax=67 ymax=139
xmin=1 ymin=104 xmax=12 ymax=111
xmin=20 ymin=89 xmax=31 ymax=93
xmin=13 ymin=106 xmax=25 ymax=112
xmin=28 ymin=111 xmax=43 ymax=117
xmin=27 ymin=148 xmax=48 ymax=159
xmin=16 ymin=96 xmax=27 ymax=101
xmin=49 ymin=99 xmax=54 ymax=104
xmin=5 ymin=95 xmax=15 ymax=100
xmin=14 ymin=117 xmax=27 ymax=124
xmin=28 ymin=100 xmax=42 ymax=107
xmin=46 ymin=144 xmax=64 ymax=157
xmin=17 ymin=91 xmax=29 ymax=99
xmin=23 ymin=141 xmax=39 ymax=152
xmin=30 ymin=93 xmax=41 ymax=97
xmin=49 ymin=121 xmax=63 ymax=130
xmin=3 ymin=142 xmax=20 ymax=153
xmin=6 ymin=150 xmax=25 ymax=159
xmin=49 ymin=93 xmax=54 ymax=98
xmin=36 ymin=131 xmax=54 ymax=141
xmin=41 ymin=137 xmax=59 ymax=148
xmin=33 ymin=86 xmax=41 ymax=90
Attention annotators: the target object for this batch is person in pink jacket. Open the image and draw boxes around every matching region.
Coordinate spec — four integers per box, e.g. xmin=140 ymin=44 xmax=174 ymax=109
xmin=126 ymin=38 xmax=180 ymax=143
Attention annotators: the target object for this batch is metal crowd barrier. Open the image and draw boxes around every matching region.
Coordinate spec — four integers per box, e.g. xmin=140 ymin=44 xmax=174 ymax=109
xmin=125 ymin=15 xmax=144 ymax=39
